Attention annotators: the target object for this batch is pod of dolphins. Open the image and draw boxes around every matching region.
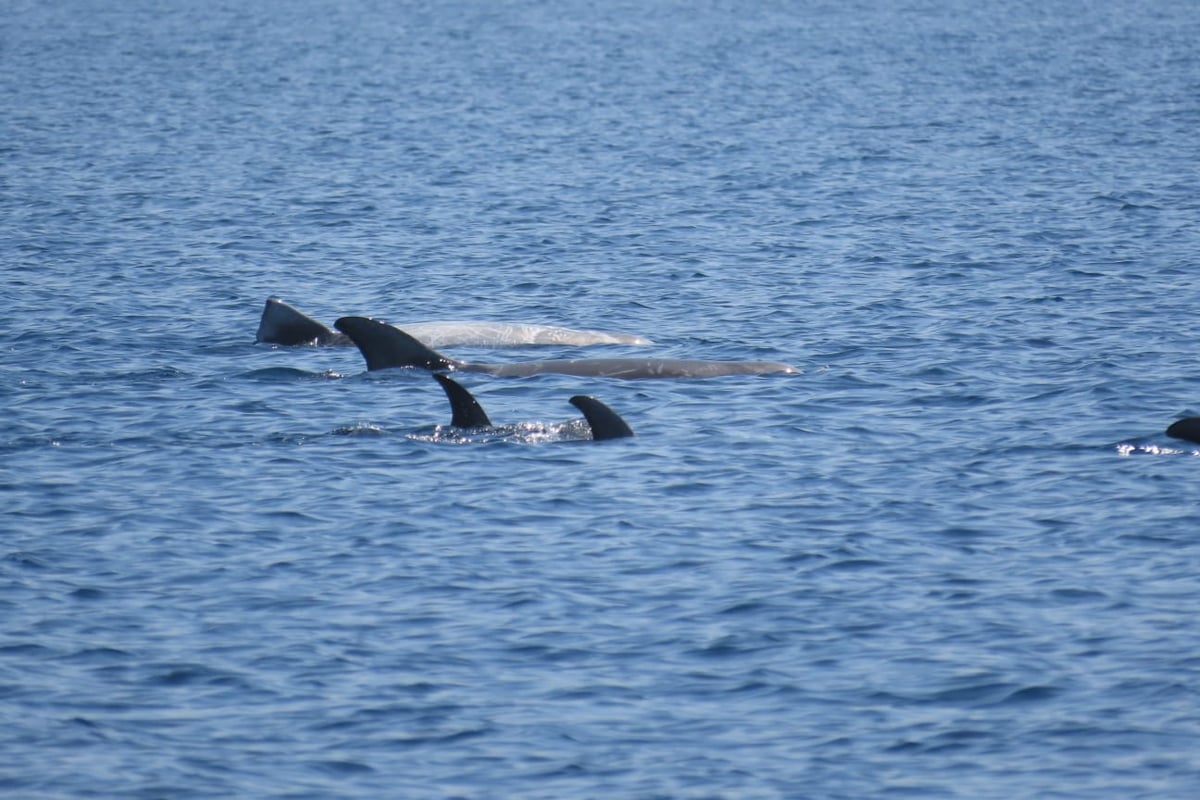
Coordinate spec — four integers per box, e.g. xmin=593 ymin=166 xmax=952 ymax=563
xmin=260 ymin=298 xmax=1200 ymax=446
xmin=257 ymin=297 xmax=798 ymax=442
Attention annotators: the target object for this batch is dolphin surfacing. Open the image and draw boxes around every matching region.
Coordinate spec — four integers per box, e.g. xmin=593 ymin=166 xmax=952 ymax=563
xmin=432 ymin=373 xmax=634 ymax=440
xmin=1166 ymin=417 xmax=1200 ymax=444
xmin=334 ymin=316 xmax=798 ymax=379
xmin=256 ymin=297 xmax=350 ymax=346
xmin=433 ymin=373 xmax=493 ymax=428
xmin=568 ymin=395 xmax=636 ymax=440
xmin=256 ymin=298 xmax=652 ymax=348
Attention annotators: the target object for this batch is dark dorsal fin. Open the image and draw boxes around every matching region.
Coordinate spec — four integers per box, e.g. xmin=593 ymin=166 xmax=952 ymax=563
xmin=334 ymin=316 xmax=460 ymax=372
xmin=1166 ymin=417 xmax=1200 ymax=444
xmin=569 ymin=395 xmax=635 ymax=440
xmin=256 ymin=297 xmax=341 ymax=345
xmin=433 ymin=374 xmax=492 ymax=428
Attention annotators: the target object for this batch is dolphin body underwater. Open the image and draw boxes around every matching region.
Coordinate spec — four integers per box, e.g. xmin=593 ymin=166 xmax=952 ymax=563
xmin=431 ymin=373 xmax=634 ymax=441
xmin=334 ymin=316 xmax=799 ymax=379
xmin=255 ymin=297 xmax=652 ymax=348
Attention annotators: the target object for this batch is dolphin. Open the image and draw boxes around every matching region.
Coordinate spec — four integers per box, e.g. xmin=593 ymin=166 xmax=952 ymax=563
xmin=334 ymin=316 xmax=798 ymax=379
xmin=256 ymin=297 xmax=651 ymax=348
xmin=1166 ymin=417 xmax=1200 ymax=444
xmin=256 ymin=298 xmax=351 ymax=346
xmin=434 ymin=372 xmax=493 ymax=428
xmin=567 ymin=395 xmax=637 ymax=440
xmin=433 ymin=373 xmax=634 ymax=440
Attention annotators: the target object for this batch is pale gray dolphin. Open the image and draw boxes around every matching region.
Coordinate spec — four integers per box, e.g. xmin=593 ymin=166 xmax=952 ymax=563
xmin=256 ymin=298 xmax=651 ymax=348
xmin=433 ymin=373 xmax=634 ymax=440
xmin=335 ymin=316 xmax=798 ymax=379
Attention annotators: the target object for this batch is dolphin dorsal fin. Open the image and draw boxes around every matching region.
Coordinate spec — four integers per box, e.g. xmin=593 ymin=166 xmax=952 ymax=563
xmin=334 ymin=316 xmax=459 ymax=372
xmin=256 ymin=297 xmax=338 ymax=345
xmin=1167 ymin=417 xmax=1200 ymax=444
xmin=433 ymin=374 xmax=493 ymax=428
xmin=569 ymin=396 xmax=635 ymax=440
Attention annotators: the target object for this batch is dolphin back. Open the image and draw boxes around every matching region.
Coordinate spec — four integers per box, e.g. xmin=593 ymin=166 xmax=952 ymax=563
xmin=257 ymin=297 xmax=346 ymax=346
xmin=433 ymin=374 xmax=493 ymax=428
xmin=1167 ymin=417 xmax=1200 ymax=444
xmin=334 ymin=315 xmax=797 ymax=379
xmin=569 ymin=395 xmax=635 ymax=440
xmin=334 ymin=317 xmax=461 ymax=372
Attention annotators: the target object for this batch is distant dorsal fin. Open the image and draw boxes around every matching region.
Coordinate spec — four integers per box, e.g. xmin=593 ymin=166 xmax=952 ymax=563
xmin=433 ymin=373 xmax=493 ymax=428
xmin=569 ymin=395 xmax=635 ymax=440
xmin=256 ymin=297 xmax=341 ymax=345
xmin=1166 ymin=417 xmax=1200 ymax=444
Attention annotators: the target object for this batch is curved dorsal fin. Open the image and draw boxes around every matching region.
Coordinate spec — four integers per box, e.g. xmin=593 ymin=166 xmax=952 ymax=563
xmin=334 ymin=316 xmax=460 ymax=372
xmin=569 ymin=395 xmax=635 ymax=440
xmin=1166 ymin=417 xmax=1200 ymax=444
xmin=433 ymin=373 xmax=493 ymax=428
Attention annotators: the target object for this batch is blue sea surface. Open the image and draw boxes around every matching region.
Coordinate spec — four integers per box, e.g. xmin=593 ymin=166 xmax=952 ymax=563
xmin=4 ymin=0 xmax=1200 ymax=797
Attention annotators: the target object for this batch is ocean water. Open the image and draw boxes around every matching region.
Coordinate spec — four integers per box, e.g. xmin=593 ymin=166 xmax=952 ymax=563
xmin=4 ymin=0 xmax=1200 ymax=797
